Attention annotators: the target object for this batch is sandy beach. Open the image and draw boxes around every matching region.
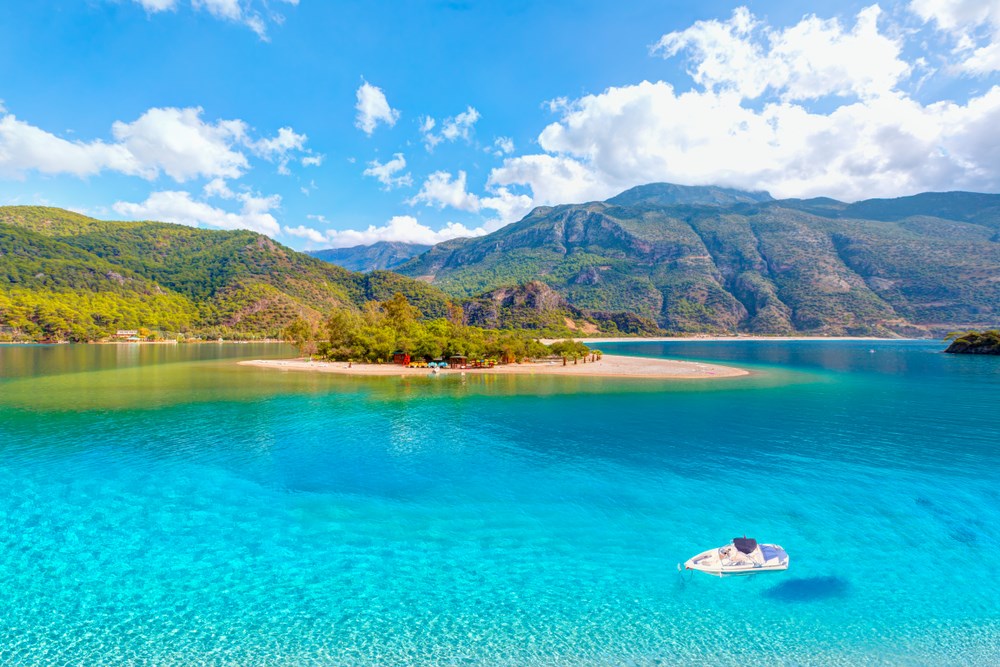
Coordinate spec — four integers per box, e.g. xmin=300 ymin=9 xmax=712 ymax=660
xmin=239 ymin=354 xmax=748 ymax=379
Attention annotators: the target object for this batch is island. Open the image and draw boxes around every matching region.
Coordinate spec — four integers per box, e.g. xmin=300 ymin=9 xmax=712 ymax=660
xmin=944 ymin=330 xmax=1000 ymax=355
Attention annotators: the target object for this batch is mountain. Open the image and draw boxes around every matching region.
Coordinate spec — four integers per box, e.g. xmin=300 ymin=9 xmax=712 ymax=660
xmin=0 ymin=206 xmax=451 ymax=340
xmin=607 ymin=183 xmax=773 ymax=208
xmin=309 ymin=241 xmax=431 ymax=272
xmin=396 ymin=185 xmax=1000 ymax=335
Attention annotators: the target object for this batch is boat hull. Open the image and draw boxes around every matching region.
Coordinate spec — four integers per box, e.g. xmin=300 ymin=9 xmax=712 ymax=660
xmin=684 ymin=561 xmax=789 ymax=577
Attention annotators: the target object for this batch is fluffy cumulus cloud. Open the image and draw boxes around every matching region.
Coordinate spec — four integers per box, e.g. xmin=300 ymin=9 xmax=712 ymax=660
xmin=420 ymin=106 xmax=480 ymax=150
xmin=910 ymin=0 xmax=1000 ymax=73
xmin=478 ymin=186 xmax=536 ymax=226
xmin=362 ymin=153 xmax=412 ymax=189
xmin=130 ymin=0 xmax=297 ymax=39
xmin=322 ymin=215 xmax=487 ymax=248
xmin=0 ymin=105 xmax=312 ymax=182
xmin=283 ymin=224 xmax=328 ymax=244
xmin=406 ymin=170 xmax=534 ymax=225
xmin=320 ymin=170 xmax=533 ymax=247
xmin=355 ymin=82 xmax=400 ymax=135
xmin=487 ymin=5 xmax=1000 ymax=205
xmin=113 ymin=189 xmax=282 ymax=236
xmin=0 ymin=113 xmax=140 ymax=179
xmin=652 ymin=6 xmax=910 ymax=100
xmin=408 ymin=170 xmax=481 ymax=211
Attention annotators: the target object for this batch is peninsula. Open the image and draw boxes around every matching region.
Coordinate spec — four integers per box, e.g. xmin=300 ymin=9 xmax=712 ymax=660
xmin=240 ymin=354 xmax=747 ymax=380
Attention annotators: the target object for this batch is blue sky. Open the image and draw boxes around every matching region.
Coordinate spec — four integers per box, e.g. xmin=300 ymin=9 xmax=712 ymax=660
xmin=1 ymin=0 xmax=999 ymax=249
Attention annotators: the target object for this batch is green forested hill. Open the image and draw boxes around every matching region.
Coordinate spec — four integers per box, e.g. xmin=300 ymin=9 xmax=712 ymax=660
xmin=396 ymin=186 xmax=1000 ymax=335
xmin=0 ymin=206 xmax=452 ymax=340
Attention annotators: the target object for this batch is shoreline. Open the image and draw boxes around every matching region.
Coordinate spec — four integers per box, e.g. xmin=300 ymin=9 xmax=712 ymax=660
xmin=239 ymin=354 xmax=749 ymax=380
xmin=541 ymin=335 xmax=918 ymax=344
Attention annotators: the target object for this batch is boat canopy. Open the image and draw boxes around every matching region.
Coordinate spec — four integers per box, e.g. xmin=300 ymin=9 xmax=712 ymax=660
xmin=733 ymin=537 xmax=758 ymax=554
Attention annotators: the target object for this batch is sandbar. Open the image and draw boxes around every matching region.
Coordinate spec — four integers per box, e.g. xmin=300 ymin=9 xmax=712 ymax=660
xmin=239 ymin=354 xmax=747 ymax=379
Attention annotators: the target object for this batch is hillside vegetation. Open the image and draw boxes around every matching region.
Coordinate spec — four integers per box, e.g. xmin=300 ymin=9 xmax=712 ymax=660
xmin=396 ymin=185 xmax=1000 ymax=335
xmin=0 ymin=206 xmax=642 ymax=342
xmin=0 ymin=207 xmax=451 ymax=341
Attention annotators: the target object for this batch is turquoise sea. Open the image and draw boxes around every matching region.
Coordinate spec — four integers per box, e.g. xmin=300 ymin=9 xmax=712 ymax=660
xmin=1 ymin=340 xmax=998 ymax=665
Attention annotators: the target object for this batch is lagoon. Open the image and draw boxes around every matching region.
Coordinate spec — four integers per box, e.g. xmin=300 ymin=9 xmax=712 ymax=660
xmin=0 ymin=340 xmax=998 ymax=665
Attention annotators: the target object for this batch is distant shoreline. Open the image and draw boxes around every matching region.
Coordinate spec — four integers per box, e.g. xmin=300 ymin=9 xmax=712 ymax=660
xmin=240 ymin=354 xmax=748 ymax=380
xmin=0 ymin=339 xmax=287 ymax=346
xmin=542 ymin=335 xmax=919 ymax=344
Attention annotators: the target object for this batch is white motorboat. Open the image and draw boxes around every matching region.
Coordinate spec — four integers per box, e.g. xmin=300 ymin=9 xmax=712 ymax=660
xmin=684 ymin=537 xmax=788 ymax=576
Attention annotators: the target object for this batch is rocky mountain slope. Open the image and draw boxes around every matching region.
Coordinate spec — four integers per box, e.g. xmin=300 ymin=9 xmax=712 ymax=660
xmin=396 ymin=184 xmax=1000 ymax=335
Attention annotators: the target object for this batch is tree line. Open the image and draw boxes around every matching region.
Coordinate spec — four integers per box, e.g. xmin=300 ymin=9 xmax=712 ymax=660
xmin=283 ymin=293 xmax=597 ymax=363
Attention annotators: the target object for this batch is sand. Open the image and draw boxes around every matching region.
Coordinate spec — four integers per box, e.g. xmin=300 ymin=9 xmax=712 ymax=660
xmin=239 ymin=354 xmax=747 ymax=380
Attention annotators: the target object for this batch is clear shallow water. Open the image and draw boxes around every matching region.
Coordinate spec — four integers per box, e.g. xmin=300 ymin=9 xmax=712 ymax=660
xmin=0 ymin=341 xmax=998 ymax=665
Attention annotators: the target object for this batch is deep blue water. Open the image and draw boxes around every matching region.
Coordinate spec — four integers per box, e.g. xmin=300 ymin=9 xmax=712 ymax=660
xmin=0 ymin=340 xmax=998 ymax=665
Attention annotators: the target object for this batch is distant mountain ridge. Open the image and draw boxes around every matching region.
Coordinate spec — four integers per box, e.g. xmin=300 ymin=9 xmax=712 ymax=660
xmin=607 ymin=183 xmax=773 ymax=208
xmin=394 ymin=184 xmax=1000 ymax=335
xmin=309 ymin=241 xmax=430 ymax=272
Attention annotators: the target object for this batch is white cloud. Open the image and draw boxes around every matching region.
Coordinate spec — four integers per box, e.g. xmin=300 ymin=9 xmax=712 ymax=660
xmin=0 ymin=105 xmax=311 ymax=183
xmin=0 ymin=113 xmax=140 ymax=179
xmin=405 ymin=170 xmax=532 ymax=228
xmin=131 ymin=0 xmax=290 ymax=39
xmin=490 ymin=153 xmax=615 ymax=206
xmin=111 ymin=107 xmax=249 ymax=181
xmin=442 ymin=106 xmax=480 ymax=141
xmin=479 ymin=186 xmax=534 ymax=226
xmin=910 ymin=0 xmax=1000 ymax=73
xmin=420 ymin=106 xmax=480 ymax=150
xmin=203 ymin=177 xmax=234 ymax=199
xmin=283 ymin=224 xmax=328 ymax=243
xmin=113 ymin=190 xmax=281 ymax=236
xmin=653 ymin=5 xmax=910 ymax=100
xmin=408 ymin=170 xmax=481 ymax=211
xmin=323 ymin=215 xmax=487 ymax=248
xmin=247 ymin=126 xmax=311 ymax=175
xmin=492 ymin=136 xmax=515 ymax=156
xmin=362 ymin=153 xmax=412 ymax=189
xmin=301 ymin=155 xmax=323 ymax=167
xmin=134 ymin=0 xmax=176 ymax=11
xmin=249 ymin=126 xmax=304 ymax=156
xmin=487 ymin=6 xmax=1000 ymax=205
xmin=355 ymin=82 xmax=400 ymax=135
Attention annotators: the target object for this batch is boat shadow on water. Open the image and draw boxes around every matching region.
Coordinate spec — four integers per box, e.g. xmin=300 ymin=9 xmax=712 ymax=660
xmin=762 ymin=576 xmax=851 ymax=602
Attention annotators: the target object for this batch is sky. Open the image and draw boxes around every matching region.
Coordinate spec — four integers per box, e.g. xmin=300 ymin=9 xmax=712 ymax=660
xmin=1 ymin=0 xmax=1000 ymax=250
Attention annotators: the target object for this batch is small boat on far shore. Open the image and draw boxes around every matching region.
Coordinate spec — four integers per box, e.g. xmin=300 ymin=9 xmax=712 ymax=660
xmin=684 ymin=537 xmax=788 ymax=577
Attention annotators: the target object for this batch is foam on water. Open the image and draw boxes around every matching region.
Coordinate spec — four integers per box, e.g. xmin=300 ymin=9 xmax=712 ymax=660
xmin=0 ymin=341 xmax=998 ymax=665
